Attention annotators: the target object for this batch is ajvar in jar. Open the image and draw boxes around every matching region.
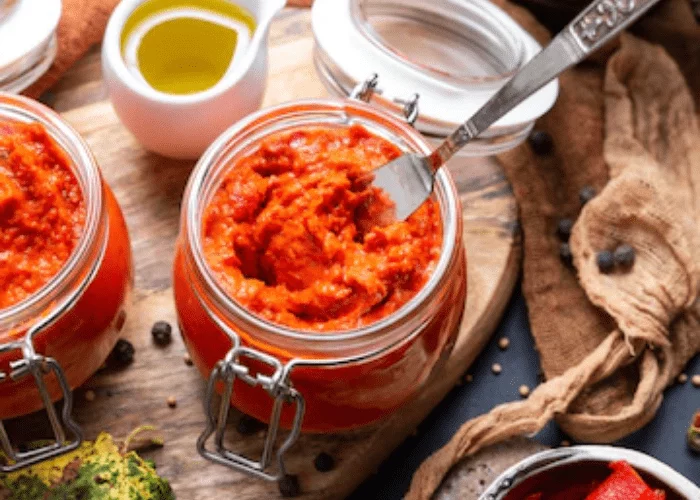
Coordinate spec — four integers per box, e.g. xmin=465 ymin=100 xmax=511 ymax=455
xmin=174 ymin=99 xmax=466 ymax=432
xmin=0 ymin=94 xmax=132 ymax=419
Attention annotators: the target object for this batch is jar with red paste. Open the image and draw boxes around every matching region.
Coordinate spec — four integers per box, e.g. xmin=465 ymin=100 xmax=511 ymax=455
xmin=174 ymin=95 xmax=466 ymax=478
xmin=0 ymin=94 xmax=132 ymax=469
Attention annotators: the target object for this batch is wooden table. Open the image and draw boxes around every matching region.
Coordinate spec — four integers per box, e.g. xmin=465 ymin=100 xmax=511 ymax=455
xmin=12 ymin=8 xmax=522 ymax=499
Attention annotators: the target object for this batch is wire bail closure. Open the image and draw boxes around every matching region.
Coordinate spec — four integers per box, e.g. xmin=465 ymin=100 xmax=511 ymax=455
xmin=0 ymin=327 xmax=83 ymax=473
xmin=195 ymin=78 xmax=421 ymax=481
xmin=197 ymin=334 xmax=305 ymax=482
xmin=0 ymin=244 xmax=103 ymax=472
xmin=350 ymin=74 xmax=420 ymax=126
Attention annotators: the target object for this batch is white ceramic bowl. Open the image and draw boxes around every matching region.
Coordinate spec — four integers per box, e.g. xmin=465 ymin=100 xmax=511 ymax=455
xmin=479 ymin=445 xmax=699 ymax=499
xmin=102 ymin=0 xmax=285 ymax=159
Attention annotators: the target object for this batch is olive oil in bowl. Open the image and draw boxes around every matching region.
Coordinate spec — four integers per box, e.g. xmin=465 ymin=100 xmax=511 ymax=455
xmin=120 ymin=0 xmax=256 ymax=95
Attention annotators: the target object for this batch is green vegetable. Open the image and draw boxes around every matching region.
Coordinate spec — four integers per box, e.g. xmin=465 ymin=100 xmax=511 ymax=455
xmin=0 ymin=433 xmax=174 ymax=499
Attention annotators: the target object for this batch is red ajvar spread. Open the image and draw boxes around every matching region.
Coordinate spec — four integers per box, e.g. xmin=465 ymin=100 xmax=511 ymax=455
xmin=0 ymin=121 xmax=85 ymax=310
xmin=202 ymin=124 xmax=442 ymax=331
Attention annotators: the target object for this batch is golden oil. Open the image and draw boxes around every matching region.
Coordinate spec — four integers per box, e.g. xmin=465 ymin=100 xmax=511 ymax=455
xmin=121 ymin=0 xmax=256 ymax=95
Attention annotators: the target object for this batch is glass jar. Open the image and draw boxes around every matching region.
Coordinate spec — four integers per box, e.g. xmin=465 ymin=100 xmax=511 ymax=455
xmin=312 ymin=0 xmax=559 ymax=155
xmin=0 ymin=94 xmax=132 ymax=469
xmin=0 ymin=0 xmax=61 ymax=93
xmin=173 ymin=96 xmax=466 ymax=479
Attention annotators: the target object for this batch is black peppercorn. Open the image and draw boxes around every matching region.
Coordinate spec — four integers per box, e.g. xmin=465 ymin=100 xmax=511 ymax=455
xmin=613 ymin=244 xmax=635 ymax=269
xmin=596 ymin=250 xmax=615 ymax=274
xmin=151 ymin=321 xmax=172 ymax=346
xmin=528 ymin=130 xmax=553 ymax=156
xmin=278 ymin=474 xmax=300 ymax=498
xmin=109 ymin=339 xmax=134 ymax=366
xmin=314 ymin=452 xmax=335 ymax=472
xmin=236 ymin=414 xmax=265 ymax=435
xmin=579 ymin=186 xmax=597 ymax=206
xmin=559 ymin=242 xmax=573 ymax=268
xmin=556 ymin=218 xmax=574 ymax=242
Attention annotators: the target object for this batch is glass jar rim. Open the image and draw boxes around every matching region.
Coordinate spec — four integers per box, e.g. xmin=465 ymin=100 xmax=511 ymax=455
xmin=350 ymin=0 xmax=526 ymax=87
xmin=181 ymin=97 xmax=462 ymax=347
xmin=0 ymin=93 xmax=105 ymax=333
xmin=311 ymin=0 xmax=560 ymax=149
xmin=0 ymin=0 xmax=61 ymax=93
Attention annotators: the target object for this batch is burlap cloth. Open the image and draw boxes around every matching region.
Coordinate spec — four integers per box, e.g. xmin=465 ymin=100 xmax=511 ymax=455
xmin=407 ymin=1 xmax=700 ymax=498
xmin=22 ymin=0 xmax=314 ymax=99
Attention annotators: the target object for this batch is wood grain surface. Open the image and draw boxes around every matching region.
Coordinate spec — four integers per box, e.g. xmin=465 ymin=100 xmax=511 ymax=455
xmin=13 ymin=8 xmax=522 ymax=499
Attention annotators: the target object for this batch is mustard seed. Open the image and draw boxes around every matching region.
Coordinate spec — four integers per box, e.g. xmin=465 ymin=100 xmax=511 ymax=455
xmin=678 ymin=373 xmax=688 ymax=384
xmin=498 ymin=337 xmax=510 ymax=350
xmin=692 ymin=374 xmax=700 ymax=387
xmin=166 ymin=396 xmax=177 ymax=408
xmin=519 ymin=385 xmax=530 ymax=398
xmin=492 ymin=363 xmax=502 ymax=375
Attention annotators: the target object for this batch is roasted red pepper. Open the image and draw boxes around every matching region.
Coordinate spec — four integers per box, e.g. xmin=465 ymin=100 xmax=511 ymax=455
xmin=638 ymin=489 xmax=667 ymax=500
xmin=519 ymin=460 xmax=667 ymax=500
xmin=585 ymin=461 xmax=665 ymax=500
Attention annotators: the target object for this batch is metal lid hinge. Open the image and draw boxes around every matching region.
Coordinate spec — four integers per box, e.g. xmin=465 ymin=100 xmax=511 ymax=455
xmin=351 ymin=74 xmax=420 ymax=126
xmin=0 ymin=338 xmax=82 ymax=473
xmin=197 ymin=344 xmax=305 ymax=482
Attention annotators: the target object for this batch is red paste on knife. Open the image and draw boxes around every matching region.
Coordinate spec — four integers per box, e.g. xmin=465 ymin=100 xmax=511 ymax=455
xmin=202 ymin=124 xmax=442 ymax=331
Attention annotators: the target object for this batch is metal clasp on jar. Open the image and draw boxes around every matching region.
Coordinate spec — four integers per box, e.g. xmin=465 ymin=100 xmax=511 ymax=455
xmin=0 ymin=325 xmax=82 ymax=472
xmin=350 ymin=73 xmax=420 ymax=126
xmin=0 ymin=260 xmax=100 ymax=472
xmin=198 ymin=333 xmax=305 ymax=482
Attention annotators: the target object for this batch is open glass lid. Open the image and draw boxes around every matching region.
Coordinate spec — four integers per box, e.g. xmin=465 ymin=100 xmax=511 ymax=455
xmin=0 ymin=0 xmax=61 ymax=93
xmin=312 ymin=0 xmax=559 ymax=156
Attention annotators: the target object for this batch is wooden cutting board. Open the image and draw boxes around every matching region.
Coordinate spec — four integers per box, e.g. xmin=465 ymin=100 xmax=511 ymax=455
xmin=10 ymin=8 xmax=521 ymax=499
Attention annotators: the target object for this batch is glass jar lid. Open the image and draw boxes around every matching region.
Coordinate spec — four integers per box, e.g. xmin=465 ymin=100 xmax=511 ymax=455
xmin=0 ymin=0 xmax=61 ymax=93
xmin=312 ymin=0 xmax=559 ymax=155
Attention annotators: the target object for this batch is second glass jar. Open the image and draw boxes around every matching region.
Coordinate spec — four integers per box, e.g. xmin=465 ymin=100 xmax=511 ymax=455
xmin=0 ymin=94 xmax=133 ymax=420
